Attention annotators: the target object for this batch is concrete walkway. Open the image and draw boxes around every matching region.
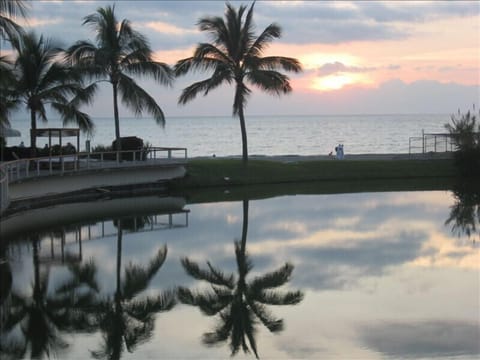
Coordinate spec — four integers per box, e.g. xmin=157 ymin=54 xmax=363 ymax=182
xmin=8 ymin=165 xmax=186 ymax=201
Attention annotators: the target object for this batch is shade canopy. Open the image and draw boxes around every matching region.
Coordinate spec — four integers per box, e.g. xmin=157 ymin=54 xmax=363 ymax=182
xmin=31 ymin=128 xmax=80 ymax=154
xmin=32 ymin=128 xmax=79 ymax=138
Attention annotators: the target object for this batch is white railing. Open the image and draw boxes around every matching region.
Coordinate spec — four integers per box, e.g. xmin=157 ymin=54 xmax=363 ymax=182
xmin=0 ymin=167 xmax=8 ymax=213
xmin=0 ymin=147 xmax=187 ymax=213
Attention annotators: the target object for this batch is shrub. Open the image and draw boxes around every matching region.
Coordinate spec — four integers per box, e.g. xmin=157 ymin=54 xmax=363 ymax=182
xmin=445 ymin=110 xmax=480 ymax=177
xmin=112 ymin=136 xmax=144 ymax=160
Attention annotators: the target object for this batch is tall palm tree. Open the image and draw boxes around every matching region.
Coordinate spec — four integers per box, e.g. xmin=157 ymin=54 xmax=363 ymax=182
xmin=178 ymin=200 xmax=304 ymax=358
xmin=66 ymin=5 xmax=173 ymax=152
xmin=0 ymin=0 xmax=28 ymax=45
xmin=13 ymin=31 xmax=95 ymax=155
xmin=175 ymin=2 xmax=302 ymax=163
xmin=91 ymin=220 xmax=176 ymax=360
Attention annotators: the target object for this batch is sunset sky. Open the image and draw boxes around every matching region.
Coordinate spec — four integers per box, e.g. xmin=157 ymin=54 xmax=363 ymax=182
xmin=5 ymin=0 xmax=480 ymax=116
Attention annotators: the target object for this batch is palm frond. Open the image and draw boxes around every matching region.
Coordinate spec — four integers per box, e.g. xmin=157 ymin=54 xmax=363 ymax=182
xmin=65 ymin=40 xmax=98 ymax=66
xmin=246 ymin=69 xmax=292 ymax=95
xmin=249 ymin=301 xmax=283 ymax=333
xmin=249 ymin=262 xmax=294 ymax=292
xmin=254 ymin=289 xmax=304 ymax=305
xmin=0 ymin=0 xmax=28 ymax=44
xmin=122 ymin=247 xmax=167 ymax=299
xmin=177 ymin=286 xmax=231 ymax=316
xmin=202 ymin=308 xmax=233 ymax=345
xmin=125 ymin=291 xmax=176 ymax=321
xmin=124 ymin=60 xmax=173 ymax=85
xmin=178 ymin=72 xmax=232 ymax=105
xmin=180 ymin=257 xmax=235 ymax=288
xmin=0 ymin=0 xmax=29 ymax=18
xmin=175 ymin=54 xmax=227 ymax=77
xmin=118 ymin=73 xmax=166 ymax=126
xmin=246 ymin=23 xmax=281 ymax=59
xmin=55 ymin=260 xmax=99 ymax=294
xmin=197 ymin=15 xmax=229 ymax=48
xmin=238 ymin=2 xmax=256 ymax=61
xmin=249 ymin=56 xmax=303 ymax=73
xmin=50 ymin=102 xmax=94 ymax=132
xmin=194 ymin=43 xmax=232 ymax=64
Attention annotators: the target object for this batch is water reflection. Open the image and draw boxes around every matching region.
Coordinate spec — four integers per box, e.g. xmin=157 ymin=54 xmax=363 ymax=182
xmin=90 ymin=221 xmax=176 ymax=359
xmin=0 ymin=199 xmax=188 ymax=359
xmin=445 ymin=180 xmax=480 ymax=242
xmin=178 ymin=200 xmax=304 ymax=358
xmin=0 ymin=190 xmax=478 ymax=359
xmin=1 ymin=235 xmax=98 ymax=359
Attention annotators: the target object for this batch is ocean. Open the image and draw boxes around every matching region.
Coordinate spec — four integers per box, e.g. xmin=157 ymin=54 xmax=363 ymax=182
xmin=8 ymin=113 xmax=451 ymax=157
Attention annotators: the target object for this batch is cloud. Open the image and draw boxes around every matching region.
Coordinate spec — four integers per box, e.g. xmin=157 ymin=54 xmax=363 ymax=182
xmin=245 ymin=78 xmax=479 ymax=115
xmin=143 ymin=21 xmax=197 ymax=36
xmin=359 ymin=1 xmax=479 ymax=23
xmin=360 ymin=321 xmax=480 ymax=358
xmin=17 ymin=17 xmax=63 ymax=27
xmin=317 ymin=61 xmax=377 ymax=76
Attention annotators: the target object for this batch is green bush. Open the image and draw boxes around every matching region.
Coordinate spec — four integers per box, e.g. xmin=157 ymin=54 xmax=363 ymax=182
xmin=445 ymin=110 xmax=480 ymax=177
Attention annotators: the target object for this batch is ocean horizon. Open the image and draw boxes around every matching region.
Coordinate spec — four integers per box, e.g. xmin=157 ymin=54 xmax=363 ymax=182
xmin=8 ymin=113 xmax=452 ymax=157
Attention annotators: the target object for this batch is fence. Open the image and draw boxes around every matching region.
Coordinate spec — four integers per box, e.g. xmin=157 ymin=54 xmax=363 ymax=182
xmin=0 ymin=147 xmax=188 ymax=213
xmin=409 ymin=131 xmax=457 ymax=154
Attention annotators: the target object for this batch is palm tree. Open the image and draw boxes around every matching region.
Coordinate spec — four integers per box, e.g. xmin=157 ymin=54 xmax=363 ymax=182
xmin=1 ymin=0 xmax=25 ymax=141
xmin=0 ymin=0 xmax=28 ymax=45
xmin=175 ymin=2 xmax=302 ymax=163
xmin=0 ymin=238 xmax=100 ymax=359
xmin=12 ymin=31 xmax=95 ymax=155
xmin=0 ymin=55 xmax=20 ymax=128
xmin=91 ymin=220 xmax=176 ymax=360
xmin=178 ymin=200 xmax=304 ymax=358
xmin=66 ymin=5 xmax=173 ymax=153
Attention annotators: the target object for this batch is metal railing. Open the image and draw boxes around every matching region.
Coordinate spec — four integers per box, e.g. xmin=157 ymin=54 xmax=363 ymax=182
xmin=0 ymin=147 xmax=187 ymax=213
xmin=409 ymin=131 xmax=456 ymax=154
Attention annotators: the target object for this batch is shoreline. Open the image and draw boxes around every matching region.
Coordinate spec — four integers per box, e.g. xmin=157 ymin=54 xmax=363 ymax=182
xmin=193 ymin=151 xmax=453 ymax=163
xmin=2 ymin=153 xmax=458 ymax=214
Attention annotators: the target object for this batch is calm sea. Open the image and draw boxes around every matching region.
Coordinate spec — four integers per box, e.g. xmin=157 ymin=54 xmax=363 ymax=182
xmin=9 ymin=113 xmax=450 ymax=157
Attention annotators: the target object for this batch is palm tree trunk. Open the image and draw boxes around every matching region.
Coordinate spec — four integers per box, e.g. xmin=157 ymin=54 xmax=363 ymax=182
xmin=32 ymin=237 xmax=41 ymax=297
xmin=30 ymin=109 xmax=36 ymax=157
xmin=112 ymin=82 xmax=121 ymax=152
xmin=238 ymin=105 xmax=248 ymax=163
xmin=116 ymin=220 xmax=122 ymax=300
xmin=240 ymin=200 xmax=249 ymax=254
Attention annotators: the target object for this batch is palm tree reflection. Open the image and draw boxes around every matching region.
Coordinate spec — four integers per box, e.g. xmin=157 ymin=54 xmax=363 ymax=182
xmin=446 ymin=180 xmax=480 ymax=242
xmin=0 ymin=236 xmax=99 ymax=359
xmin=91 ymin=219 xmax=176 ymax=360
xmin=178 ymin=200 xmax=304 ymax=358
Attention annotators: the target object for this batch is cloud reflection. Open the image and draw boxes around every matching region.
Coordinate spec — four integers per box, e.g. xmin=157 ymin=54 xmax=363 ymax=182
xmin=360 ymin=321 xmax=480 ymax=358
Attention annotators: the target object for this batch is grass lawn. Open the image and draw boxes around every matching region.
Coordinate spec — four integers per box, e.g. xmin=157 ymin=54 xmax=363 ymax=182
xmin=170 ymin=158 xmax=458 ymax=203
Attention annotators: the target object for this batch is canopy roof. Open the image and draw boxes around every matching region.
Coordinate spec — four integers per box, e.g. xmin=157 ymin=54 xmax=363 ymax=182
xmin=32 ymin=128 xmax=80 ymax=138
xmin=31 ymin=128 xmax=80 ymax=153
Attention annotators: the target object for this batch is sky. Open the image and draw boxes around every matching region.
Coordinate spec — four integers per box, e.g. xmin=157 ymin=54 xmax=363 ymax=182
xmin=3 ymin=0 xmax=480 ymax=116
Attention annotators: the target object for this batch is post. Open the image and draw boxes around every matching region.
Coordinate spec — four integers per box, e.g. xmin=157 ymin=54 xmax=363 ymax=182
xmin=422 ymin=129 xmax=425 ymax=154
